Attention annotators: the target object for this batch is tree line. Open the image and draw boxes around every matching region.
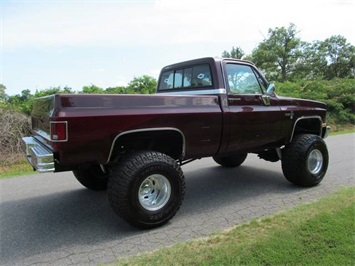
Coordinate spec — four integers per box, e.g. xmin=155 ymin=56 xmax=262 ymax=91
xmin=0 ymin=75 xmax=157 ymax=115
xmin=222 ymin=23 xmax=354 ymax=82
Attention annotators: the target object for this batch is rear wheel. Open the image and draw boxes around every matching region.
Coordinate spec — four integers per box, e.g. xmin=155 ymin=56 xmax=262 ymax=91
xmin=73 ymin=164 xmax=109 ymax=191
xmin=213 ymin=153 xmax=248 ymax=168
xmin=282 ymin=134 xmax=329 ymax=187
xmin=107 ymin=151 xmax=185 ymax=229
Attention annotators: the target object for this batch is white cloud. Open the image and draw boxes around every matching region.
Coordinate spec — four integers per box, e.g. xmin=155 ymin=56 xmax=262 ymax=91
xmin=149 ymin=68 xmax=160 ymax=77
xmin=3 ymin=0 xmax=354 ymax=51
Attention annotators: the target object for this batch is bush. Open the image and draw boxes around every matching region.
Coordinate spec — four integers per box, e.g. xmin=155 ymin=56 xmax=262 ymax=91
xmin=275 ymin=79 xmax=355 ymax=125
xmin=0 ymin=108 xmax=31 ymax=165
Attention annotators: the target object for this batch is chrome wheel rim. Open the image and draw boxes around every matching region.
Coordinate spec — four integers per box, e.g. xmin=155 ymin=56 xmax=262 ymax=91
xmin=138 ymin=174 xmax=171 ymax=211
xmin=307 ymin=149 xmax=323 ymax=175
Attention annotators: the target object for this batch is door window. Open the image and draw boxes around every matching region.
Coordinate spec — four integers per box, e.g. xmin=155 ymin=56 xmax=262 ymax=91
xmin=226 ymin=64 xmax=264 ymax=94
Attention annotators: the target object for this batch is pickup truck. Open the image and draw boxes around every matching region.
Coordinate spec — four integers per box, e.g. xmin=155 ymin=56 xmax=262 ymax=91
xmin=22 ymin=57 xmax=330 ymax=229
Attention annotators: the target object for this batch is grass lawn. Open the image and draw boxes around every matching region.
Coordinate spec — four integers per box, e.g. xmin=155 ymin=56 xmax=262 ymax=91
xmin=0 ymin=159 xmax=34 ymax=178
xmin=331 ymin=127 xmax=355 ymax=136
xmin=113 ymin=187 xmax=355 ymax=266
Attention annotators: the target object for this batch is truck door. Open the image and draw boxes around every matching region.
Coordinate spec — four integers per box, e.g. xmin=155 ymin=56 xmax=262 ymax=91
xmin=223 ymin=62 xmax=283 ymax=153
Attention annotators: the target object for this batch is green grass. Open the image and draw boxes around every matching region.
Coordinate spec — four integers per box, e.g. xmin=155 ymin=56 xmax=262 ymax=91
xmin=0 ymin=159 xmax=35 ymax=178
xmin=113 ymin=187 xmax=355 ymax=266
xmin=330 ymin=127 xmax=355 ymax=136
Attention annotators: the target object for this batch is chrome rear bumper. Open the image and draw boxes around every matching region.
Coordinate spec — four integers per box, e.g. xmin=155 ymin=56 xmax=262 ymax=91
xmin=22 ymin=137 xmax=55 ymax=173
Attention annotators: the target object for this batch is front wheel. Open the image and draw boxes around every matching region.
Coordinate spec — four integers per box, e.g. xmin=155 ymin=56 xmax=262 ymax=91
xmin=282 ymin=134 xmax=329 ymax=187
xmin=107 ymin=151 xmax=185 ymax=229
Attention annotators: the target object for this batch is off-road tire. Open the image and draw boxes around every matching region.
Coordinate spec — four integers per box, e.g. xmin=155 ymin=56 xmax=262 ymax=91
xmin=213 ymin=153 xmax=248 ymax=167
xmin=107 ymin=151 xmax=185 ymax=229
xmin=73 ymin=164 xmax=109 ymax=191
xmin=282 ymin=134 xmax=329 ymax=187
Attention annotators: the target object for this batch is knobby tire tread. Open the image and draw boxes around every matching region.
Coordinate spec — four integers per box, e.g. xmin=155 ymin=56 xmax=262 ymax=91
xmin=282 ymin=134 xmax=328 ymax=187
xmin=108 ymin=151 xmax=185 ymax=229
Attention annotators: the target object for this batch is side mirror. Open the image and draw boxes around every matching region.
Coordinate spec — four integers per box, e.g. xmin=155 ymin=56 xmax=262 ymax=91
xmin=266 ymin=83 xmax=275 ymax=95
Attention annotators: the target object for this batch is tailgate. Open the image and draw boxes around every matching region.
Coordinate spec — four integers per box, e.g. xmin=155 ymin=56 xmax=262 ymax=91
xmin=31 ymin=94 xmax=56 ymax=139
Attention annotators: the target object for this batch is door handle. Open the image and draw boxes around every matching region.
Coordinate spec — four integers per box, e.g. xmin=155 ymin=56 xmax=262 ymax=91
xmin=229 ymin=98 xmax=242 ymax=102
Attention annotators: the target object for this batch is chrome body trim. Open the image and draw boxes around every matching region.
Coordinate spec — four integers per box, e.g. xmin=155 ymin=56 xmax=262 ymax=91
xmin=290 ymin=116 xmax=323 ymax=142
xmin=50 ymin=121 xmax=68 ymax=142
xmin=34 ymin=129 xmax=51 ymax=141
xmin=157 ymin=88 xmax=226 ymax=95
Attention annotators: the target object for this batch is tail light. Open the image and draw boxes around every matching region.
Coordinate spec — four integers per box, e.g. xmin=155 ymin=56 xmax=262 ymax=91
xmin=50 ymin=121 xmax=68 ymax=141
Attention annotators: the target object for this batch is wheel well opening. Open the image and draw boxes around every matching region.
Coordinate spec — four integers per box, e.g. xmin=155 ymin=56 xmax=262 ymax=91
xmin=293 ymin=118 xmax=322 ymax=137
xmin=110 ymin=130 xmax=184 ymax=161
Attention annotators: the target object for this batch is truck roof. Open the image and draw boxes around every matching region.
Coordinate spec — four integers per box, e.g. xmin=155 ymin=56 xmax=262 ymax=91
xmin=160 ymin=57 xmax=255 ymax=72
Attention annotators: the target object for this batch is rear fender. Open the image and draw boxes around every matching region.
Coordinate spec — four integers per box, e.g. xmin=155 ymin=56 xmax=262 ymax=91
xmin=107 ymin=128 xmax=186 ymax=163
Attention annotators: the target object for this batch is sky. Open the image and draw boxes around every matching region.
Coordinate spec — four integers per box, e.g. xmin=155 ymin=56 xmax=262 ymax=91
xmin=1 ymin=0 xmax=354 ymax=96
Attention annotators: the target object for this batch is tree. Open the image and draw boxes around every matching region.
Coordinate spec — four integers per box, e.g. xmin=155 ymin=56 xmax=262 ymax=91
xmin=293 ymin=41 xmax=327 ymax=80
xmin=35 ymin=86 xmax=73 ymax=97
xmin=320 ymin=35 xmax=355 ymax=79
xmin=222 ymin=46 xmax=245 ymax=59
xmin=251 ymin=23 xmax=302 ymax=82
xmin=4 ymin=89 xmax=34 ymax=115
xmin=298 ymin=36 xmax=355 ymax=80
xmin=105 ymin=86 xmax=129 ymax=94
xmin=81 ymin=84 xmax=104 ymax=94
xmin=0 ymin=84 xmax=8 ymax=109
xmin=0 ymin=84 xmax=7 ymax=100
xmin=127 ymin=75 xmax=157 ymax=94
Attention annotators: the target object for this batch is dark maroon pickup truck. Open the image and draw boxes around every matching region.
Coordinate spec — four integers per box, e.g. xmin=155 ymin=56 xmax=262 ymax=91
xmin=22 ymin=57 xmax=330 ymax=229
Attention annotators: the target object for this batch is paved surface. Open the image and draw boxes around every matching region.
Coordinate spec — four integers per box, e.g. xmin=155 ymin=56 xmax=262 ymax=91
xmin=1 ymin=134 xmax=354 ymax=265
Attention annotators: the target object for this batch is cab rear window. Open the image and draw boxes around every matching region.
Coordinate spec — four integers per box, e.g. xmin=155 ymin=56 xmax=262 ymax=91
xmin=159 ymin=64 xmax=213 ymax=90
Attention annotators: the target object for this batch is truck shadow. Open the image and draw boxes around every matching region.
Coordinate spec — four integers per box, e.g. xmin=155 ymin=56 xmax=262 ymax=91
xmin=0 ymin=189 xmax=127 ymax=264
xmin=0 ymin=160 xmax=305 ymax=264
xmin=182 ymin=162 xmax=299 ymax=214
